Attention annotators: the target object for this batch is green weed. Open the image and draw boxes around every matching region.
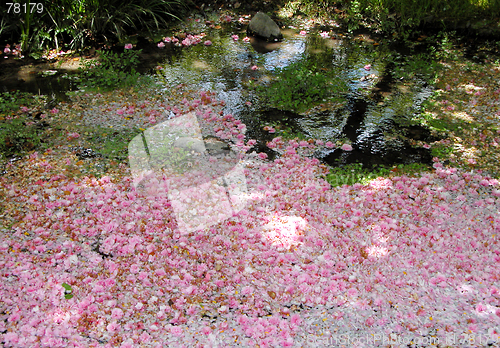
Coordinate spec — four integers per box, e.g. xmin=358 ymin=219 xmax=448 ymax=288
xmin=2 ymin=0 xmax=186 ymax=53
xmin=78 ymin=48 xmax=144 ymax=90
xmin=261 ymin=121 xmax=309 ymax=141
xmin=0 ymin=116 xmax=43 ymax=160
xmin=0 ymin=91 xmax=36 ymax=116
xmin=256 ymin=60 xmax=348 ymax=113
xmin=325 ymin=162 xmax=431 ymax=187
xmin=0 ymin=91 xmax=47 ymax=159
xmin=83 ymin=126 xmax=141 ymax=162
xmin=340 ymin=0 xmax=499 ymax=31
xmin=390 ymin=53 xmax=441 ymax=83
xmin=430 ymin=143 xmax=455 ymax=159
xmin=286 ymin=0 xmax=500 ymax=37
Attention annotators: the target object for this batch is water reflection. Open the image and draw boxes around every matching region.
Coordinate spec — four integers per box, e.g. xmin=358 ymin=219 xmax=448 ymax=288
xmin=249 ymin=35 xmax=306 ymax=70
xmin=156 ymin=26 xmax=439 ymax=168
xmin=4 ymin=21 xmax=439 ymax=169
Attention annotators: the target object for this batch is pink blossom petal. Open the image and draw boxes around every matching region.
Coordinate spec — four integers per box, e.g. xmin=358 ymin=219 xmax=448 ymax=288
xmin=341 ymin=143 xmax=353 ymax=151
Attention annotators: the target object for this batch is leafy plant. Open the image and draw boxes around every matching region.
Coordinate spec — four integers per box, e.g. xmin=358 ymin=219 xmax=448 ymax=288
xmin=62 ymin=283 xmax=73 ymax=299
xmin=78 ymin=48 xmax=143 ymax=90
xmin=257 ymin=61 xmax=348 ymax=113
xmin=326 ymin=163 xmax=388 ymax=187
xmin=0 ymin=91 xmax=34 ymax=116
xmin=325 ymin=162 xmax=430 ymax=187
xmin=77 ymin=0 xmax=186 ymax=45
xmin=430 ymin=143 xmax=455 ymax=159
xmin=322 ymin=0 xmax=500 ymax=37
xmin=2 ymin=0 xmax=186 ymax=54
xmin=84 ymin=126 xmax=142 ymax=162
xmin=260 ymin=121 xmax=308 ymax=141
xmin=0 ymin=116 xmax=43 ymax=159
xmin=390 ymin=53 xmax=441 ymax=83
xmin=0 ymin=91 xmax=46 ymax=159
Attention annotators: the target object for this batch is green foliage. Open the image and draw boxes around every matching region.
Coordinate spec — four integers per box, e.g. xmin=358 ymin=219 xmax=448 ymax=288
xmin=0 ymin=116 xmax=43 ymax=160
xmin=62 ymin=283 xmax=73 ymax=299
xmin=0 ymin=91 xmax=34 ymax=116
xmin=84 ymin=126 xmax=141 ymax=162
xmin=257 ymin=61 xmax=348 ymax=113
xmin=429 ymin=32 xmax=457 ymax=60
xmin=260 ymin=121 xmax=309 ymax=141
xmin=325 ymin=162 xmax=430 ymax=187
xmin=0 ymin=91 xmax=45 ymax=159
xmin=322 ymin=0 xmax=500 ymax=35
xmin=343 ymin=0 xmax=366 ymax=32
xmin=390 ymin=53 xmax=441 ymax=83
xmin=1 ymin=0 xmax=186 ymax=53
xmin=326 ymin=162 xmax=389 ymax=187
xmin=78 ymin=48 xmax=143 ymax=90
xmin=430 ymin=143 xmax=455 ymax=159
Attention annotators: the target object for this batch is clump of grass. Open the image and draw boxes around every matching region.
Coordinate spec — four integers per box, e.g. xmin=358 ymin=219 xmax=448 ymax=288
xmin=256 ymin=60 xmax=348 ymax=113
xmin=2 ymin=0 xmax=187 ymax=53
xmin=281 ymin=0 xmax=500 ymax=35
xmin=390 ymin=53 xmax=441 ymax=83
xmin=0 ymin=116 xmax=43 ymax=160
xmin=325 ymin=162 xmax=431 ymax=187
xmin=0 ymin=91 xmax=47 ymax=160
xmin=78 ymin=48 xmax=148 ymax=90
xmin=260 ymin=121 xmax=309 ymax=141
xmin=0 ymin=91 xmax=36 ymax=116
xmin=81 ymin=125 xmax=141 ymax=162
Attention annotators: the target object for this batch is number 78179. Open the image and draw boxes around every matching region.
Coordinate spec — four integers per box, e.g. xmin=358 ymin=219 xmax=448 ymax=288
xmin=6 ymin=3 xmax=44 ymax=14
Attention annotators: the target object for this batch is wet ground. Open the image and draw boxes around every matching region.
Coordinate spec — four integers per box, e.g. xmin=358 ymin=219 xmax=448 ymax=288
xmin=0 ymin=56 xmax=82 ymax=103
xmin=2 ymin=15 xmax=499 ymax=174
xmin=148 ymin=22 xmax=443 ymax=169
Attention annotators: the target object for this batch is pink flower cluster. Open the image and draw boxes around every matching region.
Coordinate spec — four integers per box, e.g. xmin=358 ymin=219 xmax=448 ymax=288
xmin=66 ymin=132 xmax=80 ymax=140
xmin=159 ymin=33 xmax=207 ymax=48
xmin=1 ymin=90 xmax=500 ymax=347
xmin=341 ymin=143 xmax=353 ymax=151
xmin=3 ymin=43 xmax=22 ymax=58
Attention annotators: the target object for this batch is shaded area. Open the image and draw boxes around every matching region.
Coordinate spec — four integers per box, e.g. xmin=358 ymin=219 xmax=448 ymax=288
xmin=0 ymin=58 xmax=78 ymax=103
xmin=1 ymin=17 xmax=463 ymax=171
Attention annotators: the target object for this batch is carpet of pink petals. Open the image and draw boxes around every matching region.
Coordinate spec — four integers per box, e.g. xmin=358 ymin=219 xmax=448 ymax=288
xmin=1 ymin=90 xmax=500 ymax=348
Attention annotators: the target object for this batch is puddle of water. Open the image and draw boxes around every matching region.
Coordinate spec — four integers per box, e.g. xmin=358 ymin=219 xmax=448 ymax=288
xmin=1 ymin=69 xmax=78 ymax=103
xmin=2 ymin=21 xmax=441 ymax=169
xmin=155 ymin=23 xmax=439 ymax=168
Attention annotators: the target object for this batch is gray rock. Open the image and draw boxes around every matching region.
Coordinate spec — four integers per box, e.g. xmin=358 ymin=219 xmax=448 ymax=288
xmin=247 ymin=12 xmax=283 ymax=42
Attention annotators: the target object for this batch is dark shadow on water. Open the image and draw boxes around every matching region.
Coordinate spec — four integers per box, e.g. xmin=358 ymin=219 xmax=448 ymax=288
xmin=1 ymin=71 xmax=77 ymax=103
xmin=343 ymin=98 xmax=366 ymax=142
xmin=309 ymin=96 xmax=439 ymax=169
xmin=320 ymin=136 xmax=433 ymax=169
